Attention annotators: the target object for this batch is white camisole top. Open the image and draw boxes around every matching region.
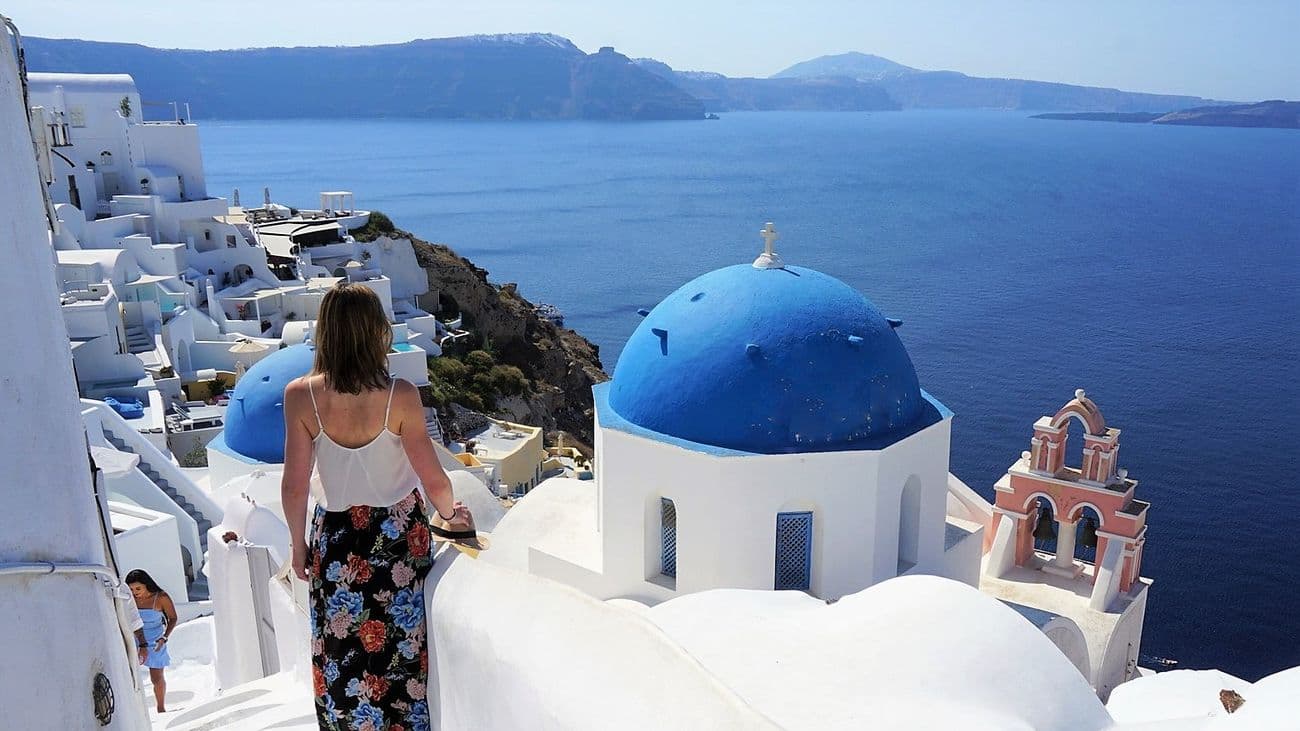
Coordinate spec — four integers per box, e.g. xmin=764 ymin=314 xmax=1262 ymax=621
xmin=308 ymin=378 xmax=421 ymax=510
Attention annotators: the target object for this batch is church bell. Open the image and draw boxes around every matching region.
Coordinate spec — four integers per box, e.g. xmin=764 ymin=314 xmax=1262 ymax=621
xmin=1079 ymin=516 xmax=1099 ymax=548
xmin=1032 ymin=507 xmax=1057 ymax=541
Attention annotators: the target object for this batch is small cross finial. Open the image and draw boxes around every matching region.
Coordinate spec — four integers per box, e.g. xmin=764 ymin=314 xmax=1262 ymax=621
xmin=761 ymin=222 xmax=778 ymax=256
xmin=753 ymin=222 xmax=785 ymax=269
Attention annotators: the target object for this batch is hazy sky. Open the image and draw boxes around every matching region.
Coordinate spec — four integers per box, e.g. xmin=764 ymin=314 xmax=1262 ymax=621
xmin=5 ymin=0 xmax=1297 ymax=100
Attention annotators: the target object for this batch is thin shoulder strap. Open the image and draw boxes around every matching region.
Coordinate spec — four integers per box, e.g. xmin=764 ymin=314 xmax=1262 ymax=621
xmin=306 ymin=377 xmax=324 ymax=431
xmin=383 ymin=378 xmax=397 ymax=430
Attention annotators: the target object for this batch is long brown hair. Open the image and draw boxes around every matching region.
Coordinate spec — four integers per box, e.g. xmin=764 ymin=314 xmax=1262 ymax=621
xmin=312 ymin=282 xmax=392 ymax=394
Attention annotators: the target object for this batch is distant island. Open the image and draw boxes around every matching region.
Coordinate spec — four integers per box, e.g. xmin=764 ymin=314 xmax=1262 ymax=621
xmin=23 ymin=35 xmax=1256 ymax=120
xmin=1032 ymin=101 xmax=1298 ymax=129
xmin=762 ymin=51 xmax=1221 ymax=113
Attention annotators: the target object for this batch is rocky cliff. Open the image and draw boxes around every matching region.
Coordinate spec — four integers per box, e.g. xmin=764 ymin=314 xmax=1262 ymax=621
xmin=367 ymin=222 xmax=608 ymax=449
xmin=24 ymin=34 xmax=704 ymax=120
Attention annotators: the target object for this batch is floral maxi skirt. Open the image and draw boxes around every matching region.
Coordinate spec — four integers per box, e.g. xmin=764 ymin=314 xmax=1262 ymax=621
xmin=309 ymin=491 xmax=432 ymax=731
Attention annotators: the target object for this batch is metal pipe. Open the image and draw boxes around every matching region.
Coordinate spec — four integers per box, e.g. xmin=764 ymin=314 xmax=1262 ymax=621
xmin=0 ymin=561 xmax=120 ymax=585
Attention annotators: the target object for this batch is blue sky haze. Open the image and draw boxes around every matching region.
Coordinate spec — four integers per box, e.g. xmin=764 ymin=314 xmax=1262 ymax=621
xmin=4 ymin=0 xmax=1296 ymax=100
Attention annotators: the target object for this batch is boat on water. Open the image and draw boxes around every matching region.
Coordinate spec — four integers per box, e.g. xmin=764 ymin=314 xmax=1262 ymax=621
xmin=533 ymin=302 xmax=564 ymax=326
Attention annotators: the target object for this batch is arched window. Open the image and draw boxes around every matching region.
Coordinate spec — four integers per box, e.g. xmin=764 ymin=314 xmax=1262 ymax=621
xmin=660 ymin=498 xmax=677 ymax=579
xmin=1071 ymin=505 xmax=1103 ymax=564
xmin=1032 ymin=496 xmax=1058 ymax=555
xmin=775 ymin=511 xmax=813 ymax=591
xmin=898 ymin=476 xmax=922 ymax=572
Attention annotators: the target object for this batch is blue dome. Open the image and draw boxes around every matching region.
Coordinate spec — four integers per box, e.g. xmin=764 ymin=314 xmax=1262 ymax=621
xmin=222 ymin=344 xmax=315 ymax=463
xmin=608 ymin=264 xmax=925 ymax=454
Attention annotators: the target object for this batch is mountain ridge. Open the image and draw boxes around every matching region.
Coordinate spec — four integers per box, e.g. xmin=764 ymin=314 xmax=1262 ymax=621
xmin=22 ymin=34 xmax=704 ymax=120
xmin=770 ymin=52 xmax=1227 ymax=111
xmin=24 ymin=34 xmax=1237 ymax=118
xmin=772 ymin=52 xmax=916 ymax=81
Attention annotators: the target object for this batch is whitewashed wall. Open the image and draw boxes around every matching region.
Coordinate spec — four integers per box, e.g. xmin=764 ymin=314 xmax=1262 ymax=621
xmin=127 ymin=122 xmax=207 ymax=199
xmin=586 ymin=413 xmax=955 ymax=602
xmin=110 ymin=502 xmax=188 ymax=600
xmin=0 ymin=47 xmax=150 ymax=729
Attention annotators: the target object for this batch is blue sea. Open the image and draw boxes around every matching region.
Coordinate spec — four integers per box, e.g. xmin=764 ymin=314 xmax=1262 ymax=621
xmin=200 ymin=111 xmax=1300 ymax=680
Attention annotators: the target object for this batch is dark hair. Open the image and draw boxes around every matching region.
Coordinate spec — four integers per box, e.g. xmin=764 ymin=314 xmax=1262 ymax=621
xmin=313 ymin=282 xmax=392 ymax=394
xmin=125 ymin=569 xmax=162 ymax=594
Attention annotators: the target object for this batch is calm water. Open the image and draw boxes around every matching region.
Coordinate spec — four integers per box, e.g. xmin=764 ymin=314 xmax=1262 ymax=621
xmin=200 ymin=112 xmax=1299 ymax=680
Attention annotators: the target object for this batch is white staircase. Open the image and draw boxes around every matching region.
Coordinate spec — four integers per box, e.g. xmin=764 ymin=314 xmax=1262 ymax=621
xmin=124 ymin=324 xmax=152 ymax=354
xmin=103 ymin=430 xmax=214 ymax=549
xmin=426 ymin=410 xmax=444 ymax=443
xmin=88 ymin=400 xmax=224 ymax=598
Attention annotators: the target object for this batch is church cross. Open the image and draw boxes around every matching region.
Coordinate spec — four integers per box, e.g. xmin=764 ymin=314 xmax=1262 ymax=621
xmin=760 ymin=222 xmax=779 ymax=257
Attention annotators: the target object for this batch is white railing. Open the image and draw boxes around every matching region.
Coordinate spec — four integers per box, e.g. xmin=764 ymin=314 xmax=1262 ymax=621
xmin=82 ymin=398 xmax=224 ymax=524
xmin=947 ymin=473 xmax=994 ymax=525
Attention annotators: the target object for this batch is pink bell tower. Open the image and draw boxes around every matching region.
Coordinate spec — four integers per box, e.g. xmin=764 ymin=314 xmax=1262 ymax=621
xmin=987 ymin=389 xmax=1149 ymax=609
xmin=980 ymin=390 xmax=1152 ymax=698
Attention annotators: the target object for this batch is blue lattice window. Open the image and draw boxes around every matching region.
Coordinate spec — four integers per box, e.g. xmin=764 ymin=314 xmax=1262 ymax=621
xmin=660 ymin=498 xmax=677 ymax=579
xmin=775 ymin=511 xmax=813 ymax=591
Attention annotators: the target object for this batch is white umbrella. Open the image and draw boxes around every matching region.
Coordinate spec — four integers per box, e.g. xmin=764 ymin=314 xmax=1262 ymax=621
xmin=229 ymin=338 xmax=269 ymax=354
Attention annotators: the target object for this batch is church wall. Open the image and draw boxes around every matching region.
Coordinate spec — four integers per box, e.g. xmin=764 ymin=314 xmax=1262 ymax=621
xmin=874 ymin=417 xmax=953 ymax=578
xmin=1094 ymin=585 xmax=1148 ymax=700
xmin=596 ymin=413 xmax=956 ymax=602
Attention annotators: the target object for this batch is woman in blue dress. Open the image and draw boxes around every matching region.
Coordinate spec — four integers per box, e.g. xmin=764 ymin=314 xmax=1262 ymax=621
xmin=126 ymin=569 xmax=177 ymax=712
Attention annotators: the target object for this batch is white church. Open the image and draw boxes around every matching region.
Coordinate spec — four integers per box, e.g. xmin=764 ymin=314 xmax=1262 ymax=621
xmin=529 ymin=225 xmax=980 ymax=603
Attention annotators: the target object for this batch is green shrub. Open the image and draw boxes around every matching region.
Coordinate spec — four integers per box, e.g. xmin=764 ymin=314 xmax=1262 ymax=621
xmin=179 ymin=437 xmax=207 ymax=468
xmin=471 ymin=372 xmax=496 ymax=397
xmin=464 ymin=349 xmax=495 ymax=372
xmin=455 ymin=391 xmax=486 ymax=411
xmin=349 ymin=210 xmax=397 ymax=242
xmin=430 ymin=357 xmax=470 ymax=382
xmin=425 ymin=383 xmax=451 ymax=407
xmin=489 ymin=364 xmax=528 ymax=395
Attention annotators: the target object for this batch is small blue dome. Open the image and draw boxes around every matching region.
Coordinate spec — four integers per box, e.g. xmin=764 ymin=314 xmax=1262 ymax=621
xmin=222 ymin=344 xmax=315 ymax=463
xmin=608 ymin=264 xmax=925 ymax=454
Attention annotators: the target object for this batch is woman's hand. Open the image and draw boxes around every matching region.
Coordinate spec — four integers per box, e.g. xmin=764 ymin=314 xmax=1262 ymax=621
xmin=449 ymin=502 xmax=474 ymax=530
xmin=154 ymin=636 xmax=168 ymax=653
xmin=138 ymin=647 xmax=149 ymax=665
xmin=291 ymin=540 xmax=310 ymax=581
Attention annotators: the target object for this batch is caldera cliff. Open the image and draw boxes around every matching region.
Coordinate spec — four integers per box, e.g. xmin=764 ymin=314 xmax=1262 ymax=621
xmin=355 ymin=214 xmax=608 ymax=450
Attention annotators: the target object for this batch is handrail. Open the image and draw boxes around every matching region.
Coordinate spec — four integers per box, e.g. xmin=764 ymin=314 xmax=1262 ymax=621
xmin=0 ymin=561 xmax=119 ymax=584
xmin=947 ymin=472 xmax=994 ymax=525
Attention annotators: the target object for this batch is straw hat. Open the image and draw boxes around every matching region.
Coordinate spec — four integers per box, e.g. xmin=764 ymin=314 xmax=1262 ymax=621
xmin=431 ymin=509 xmax=490 ymax=558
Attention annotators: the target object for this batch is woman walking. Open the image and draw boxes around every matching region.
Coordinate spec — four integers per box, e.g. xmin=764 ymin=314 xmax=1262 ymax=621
xmin=125 ymin=569 xmax=176 ymax=712
xmin=281 ymin=283 xmax=474 ymax=730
